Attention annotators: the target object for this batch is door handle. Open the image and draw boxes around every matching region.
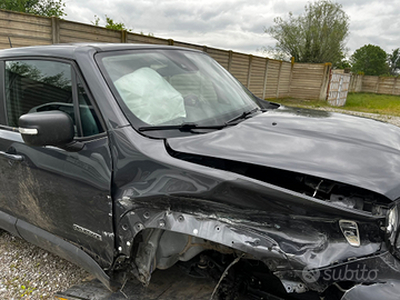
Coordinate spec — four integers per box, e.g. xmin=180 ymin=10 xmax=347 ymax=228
xmin=0 ymin=151 xmax=24 ymax=162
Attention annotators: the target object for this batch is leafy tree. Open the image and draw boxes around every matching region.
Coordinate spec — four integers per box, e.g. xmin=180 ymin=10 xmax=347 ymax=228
xmin=264 ymin=0 xmax=349 ymax=66
xmin=336 ymin=59 xmax=351 ymax=70
xmin=388 ymin=48 xmax=400 ymax=76
xmin=7 ymin=61 xmax=70 ymax=89
xmin=105 ymin=15 xmax=128 ymax=31
xmin=350 ymin=44 xmax=389 ymax=76
xmin=92 ymin=14 xmax=131 ymax=31
xmin=0 ymin=0 xmax=66 ymax=18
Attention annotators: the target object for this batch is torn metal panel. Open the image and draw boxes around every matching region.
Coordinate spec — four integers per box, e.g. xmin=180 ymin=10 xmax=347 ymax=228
xmin=167 ymin=106 xmax=400 ymax=200
xmin=107 ymin=125 xmax=395 ymax=298
xmin=115 ymin=204 xmax=383 ymax=288
xmin=341 ymin=280 xmax=400 ymax=300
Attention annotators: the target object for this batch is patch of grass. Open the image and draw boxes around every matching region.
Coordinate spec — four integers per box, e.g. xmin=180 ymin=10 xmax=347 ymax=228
xmin=270 ymin=93 xmax=400 ymax=117
xmin=344 ymin=93 xmax=400 ymax=116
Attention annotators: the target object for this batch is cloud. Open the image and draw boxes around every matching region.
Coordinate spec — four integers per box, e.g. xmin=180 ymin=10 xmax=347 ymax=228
xmin=63 ymin=0 xmax=400 ymax=57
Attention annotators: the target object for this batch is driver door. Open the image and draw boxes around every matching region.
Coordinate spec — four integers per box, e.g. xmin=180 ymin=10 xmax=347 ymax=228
xmin=0 ymin=58 xmax=115 ymax=268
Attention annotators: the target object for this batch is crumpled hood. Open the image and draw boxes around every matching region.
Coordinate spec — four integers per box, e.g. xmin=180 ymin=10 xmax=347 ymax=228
xmin=167 ymin=107 xmax=400 ymax=200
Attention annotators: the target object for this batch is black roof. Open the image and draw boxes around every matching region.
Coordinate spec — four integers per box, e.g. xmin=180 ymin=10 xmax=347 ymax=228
xmin=0 ymin=43 xmax=201 ymax=59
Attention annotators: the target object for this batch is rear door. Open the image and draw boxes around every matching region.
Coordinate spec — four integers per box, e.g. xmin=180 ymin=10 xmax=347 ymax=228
xmin=0 ymin=58 xmax=115 ymax=268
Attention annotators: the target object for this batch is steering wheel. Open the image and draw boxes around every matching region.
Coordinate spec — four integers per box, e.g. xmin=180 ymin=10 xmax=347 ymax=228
xmin=183 ymin=94 xmax=200 ymax=107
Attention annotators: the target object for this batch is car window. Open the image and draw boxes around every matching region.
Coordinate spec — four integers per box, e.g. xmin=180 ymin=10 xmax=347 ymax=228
xmin=76 ymin=76 xmax=103 ymax=137
xmin=5 ymin=60 xmax=103 ymax=137
xmin=99 ymin=50 xmax=259 ymax=132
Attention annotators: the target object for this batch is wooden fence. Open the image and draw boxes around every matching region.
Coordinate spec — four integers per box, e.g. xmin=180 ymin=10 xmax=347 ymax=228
xmin=0 ymin=9 xmax=331 ymax=100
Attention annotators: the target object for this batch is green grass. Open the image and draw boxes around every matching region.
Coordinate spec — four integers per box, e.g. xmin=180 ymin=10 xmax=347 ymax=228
xmin=272 ymin=93 xmax=400 ymax=117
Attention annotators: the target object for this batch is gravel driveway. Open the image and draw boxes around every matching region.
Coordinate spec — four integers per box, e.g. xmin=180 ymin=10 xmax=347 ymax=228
xmin=0 ymin=230 xmax=88 ymax=299
xmin=1 ymin=107 xmax=399 ymax=299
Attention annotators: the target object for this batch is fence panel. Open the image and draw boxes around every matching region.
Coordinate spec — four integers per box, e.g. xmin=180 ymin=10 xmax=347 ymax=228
xmin=278 ymin=62 xmax=291 ymax=97
xmin=206 ymin=48 xmax=230 ymax=70
xmin=393 ymin=79 xmax=400 ymax=96
xmin=377 ymin=77 xmax=396 ymax=95
xmin=127 ymin=33 xmax=169 ymax=45
xmin=362 ymin=76 xmax=379 ymax=93
xmin=248 ymin=56 xmax=267 ymax=98
xmin=0 ymin=10 xmax=52 ymax=49
xmin=229 ymin=52 xmax=250 ymax=87
xmin=172 ymin=41 xmax=204 ymax=51
xmin=264 ymin=60 xmax=281 ymax=98
xmin=349 ymin=74 xmax=362 ymax=92
xmin=290 ymin=63 xmax=326 ymax=99
xmin=59 ymin=20 xmax=121 ymax=43
xmin=349 ymin=75 xmax=400 ymax=96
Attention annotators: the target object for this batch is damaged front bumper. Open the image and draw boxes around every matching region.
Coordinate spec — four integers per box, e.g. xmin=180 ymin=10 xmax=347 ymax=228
xmin=111 ymin=198 xmax=400 ymax=299
xmin=341 ymin=279 xmax=400 ymax=300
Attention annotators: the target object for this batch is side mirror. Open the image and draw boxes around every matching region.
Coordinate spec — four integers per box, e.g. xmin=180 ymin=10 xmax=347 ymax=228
xmin=19 ymin=111 xmax=74 ymax=148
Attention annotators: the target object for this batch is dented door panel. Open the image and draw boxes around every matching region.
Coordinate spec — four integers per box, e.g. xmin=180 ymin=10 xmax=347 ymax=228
xmin=0 ymin=130 xmax=114 ymax=268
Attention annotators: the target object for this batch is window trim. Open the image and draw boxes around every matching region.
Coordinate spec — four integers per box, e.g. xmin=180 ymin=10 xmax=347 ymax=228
xmin=72 ymin=64 xmax=107 ymax=140
xmin=71 ymin=70 xmax=83 ymax=137
xmin=0 ymin=60 xmax=5 ymax=125
xmin=2 ymin=56 xmax=107 ymax=141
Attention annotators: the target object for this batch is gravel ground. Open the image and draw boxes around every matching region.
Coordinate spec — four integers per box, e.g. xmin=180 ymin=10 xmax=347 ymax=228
xmin=0 ymin=107 xmax=399 ymax=299
xmin=0 ymin=231 xmax=89 ymax=299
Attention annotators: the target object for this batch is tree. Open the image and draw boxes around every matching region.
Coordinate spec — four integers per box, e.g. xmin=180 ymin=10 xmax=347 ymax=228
xmin=92 ymin=14 xmax=131 ymax=31
xmin=388 ymin=48 xmax=400 ymax=76
xmin=264 ymin=0 xmax=349 ymax=66
xmin=0 ymin=0 xmax=66 ymax=18
xmin=105 ymin=15 xmax=128 ymax=31
xmin=336 ymin=59 xmax=351 ymax=70
xmin=350 ymin=44 xmax=388 ymax=76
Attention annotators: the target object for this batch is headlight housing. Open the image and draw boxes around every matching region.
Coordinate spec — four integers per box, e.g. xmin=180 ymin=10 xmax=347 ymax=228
xmin=387 ymin=204 xmax=400 ymax=254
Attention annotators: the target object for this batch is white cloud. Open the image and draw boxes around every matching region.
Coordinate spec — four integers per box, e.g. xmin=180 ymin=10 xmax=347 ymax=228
xmin=63 ymin=0 xmax=400 ymax=58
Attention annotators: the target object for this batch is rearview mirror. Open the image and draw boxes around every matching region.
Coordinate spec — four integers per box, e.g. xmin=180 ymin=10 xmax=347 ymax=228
xmin=19 ymin=111 xmax=74 ymax=148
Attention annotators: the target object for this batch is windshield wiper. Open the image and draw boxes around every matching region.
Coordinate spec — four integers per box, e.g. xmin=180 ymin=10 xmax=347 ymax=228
xmin=139 ymin=108 xmax=267 ymax=132
xmin=225 ymin=107 xmax=264 ymax=125
xmin=138 ymin=122 xmax=227 ymax=132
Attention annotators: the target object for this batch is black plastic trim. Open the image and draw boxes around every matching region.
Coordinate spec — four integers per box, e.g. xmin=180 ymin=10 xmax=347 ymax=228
xmin=0 ymin=60 xmax=6 ymax=125
xmin=0 ymin=210 xmax=20 ymax=237
xmin=16 ymin=219 xmax=116 ymax=291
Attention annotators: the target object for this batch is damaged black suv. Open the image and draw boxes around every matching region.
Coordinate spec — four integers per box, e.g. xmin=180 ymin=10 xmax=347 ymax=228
xmin=0 ymin=43 xmax=400 ymax=300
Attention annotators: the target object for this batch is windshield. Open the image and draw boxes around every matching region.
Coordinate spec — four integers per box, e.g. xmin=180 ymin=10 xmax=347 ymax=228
xmin=97 ymin=49 xmax=261 ymax=137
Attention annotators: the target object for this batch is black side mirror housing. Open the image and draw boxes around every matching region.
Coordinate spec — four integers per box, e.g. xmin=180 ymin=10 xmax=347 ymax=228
xmin=19 ymin=111 xmax=75 ymax=148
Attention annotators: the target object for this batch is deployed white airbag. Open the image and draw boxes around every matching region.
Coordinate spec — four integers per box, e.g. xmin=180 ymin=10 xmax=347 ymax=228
xmin=114 ymin=67 xmax=186 ymax=125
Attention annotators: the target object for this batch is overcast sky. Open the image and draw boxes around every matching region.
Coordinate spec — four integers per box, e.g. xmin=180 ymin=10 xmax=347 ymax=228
xmin=63 ymin=0 xmax=400 ymax=59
